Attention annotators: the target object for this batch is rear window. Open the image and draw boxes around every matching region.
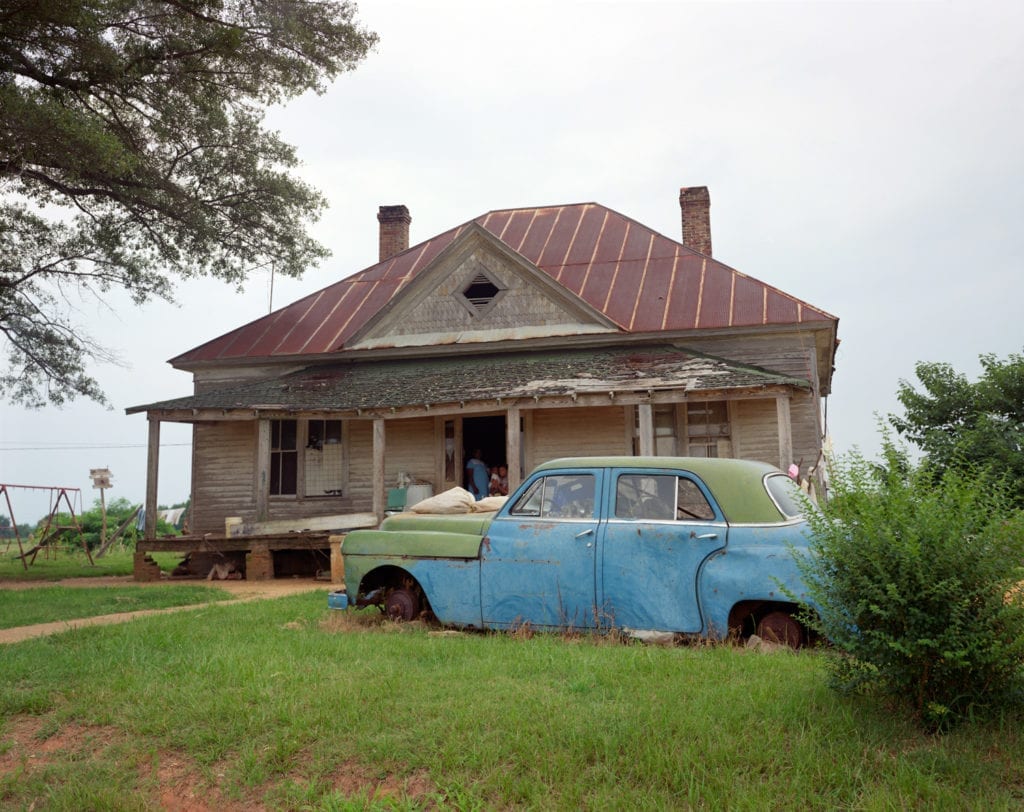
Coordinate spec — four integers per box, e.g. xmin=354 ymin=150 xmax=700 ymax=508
xmin=764 ymin=474 xmax=806 ymax=519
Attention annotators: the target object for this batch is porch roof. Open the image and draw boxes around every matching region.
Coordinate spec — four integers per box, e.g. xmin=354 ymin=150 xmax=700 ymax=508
xmin=129 ymin=346 xmax=808 ymax=419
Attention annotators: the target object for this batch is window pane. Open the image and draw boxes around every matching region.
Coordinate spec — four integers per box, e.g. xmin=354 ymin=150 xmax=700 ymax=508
xmin=677 ymin=478 xmax=715 ymax=520
xmin=270 ymin=419 xmax=298 ymax=496
xmin=305 ymin=419 xmax=343 ymax=497
xmin=765 ymin=474 xmax=805 ymax=519
xmin=615 ymin=474 xmax=674 ymax=520
xmin=546 ymin=475 xmax=595 ymax=518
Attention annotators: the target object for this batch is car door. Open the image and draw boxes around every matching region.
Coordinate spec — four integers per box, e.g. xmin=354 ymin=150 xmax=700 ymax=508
xmin=481 ymin=470 xmax=603 ymax=629
xmin=598 ymin=468 xmax=727 ymax=633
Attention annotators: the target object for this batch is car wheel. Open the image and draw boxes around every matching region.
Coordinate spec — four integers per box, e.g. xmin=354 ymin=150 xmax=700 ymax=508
xmin=385 ymin=587 xmax=419 ymax=621
xmin=757 ymin=611 xmax=803 ymax=649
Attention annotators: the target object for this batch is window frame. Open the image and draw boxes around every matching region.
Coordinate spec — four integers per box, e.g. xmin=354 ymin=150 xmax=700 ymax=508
xmin=268 ymin=418 xmax=346 ymax=500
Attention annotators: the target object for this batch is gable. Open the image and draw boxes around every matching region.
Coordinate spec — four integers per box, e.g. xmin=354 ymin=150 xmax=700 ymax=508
xmin=349 ymin=224 xmax=618 ymax=350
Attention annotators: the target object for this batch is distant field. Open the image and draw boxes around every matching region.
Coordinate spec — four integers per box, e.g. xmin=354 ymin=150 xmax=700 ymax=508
xmin=0 ymin=547 xmax=180 ymax=581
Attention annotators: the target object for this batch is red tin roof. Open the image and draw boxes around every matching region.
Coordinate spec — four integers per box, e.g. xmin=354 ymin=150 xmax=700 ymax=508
xmin=172 ymin=202 xmax=836 ymax=366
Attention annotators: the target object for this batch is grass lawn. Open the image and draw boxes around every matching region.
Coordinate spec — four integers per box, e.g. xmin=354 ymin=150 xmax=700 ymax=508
xmin=2 ymin=594 xmax=1023 ymax=810
xmin=0 ymin=584 xmax=232 ymax=629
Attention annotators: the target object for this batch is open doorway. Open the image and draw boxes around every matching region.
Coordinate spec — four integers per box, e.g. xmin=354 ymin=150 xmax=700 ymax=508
xmin=462 ymin=415 xmax=506 ymax=490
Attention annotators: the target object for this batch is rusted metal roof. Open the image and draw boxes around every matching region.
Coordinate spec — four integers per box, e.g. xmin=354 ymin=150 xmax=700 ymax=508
xmin=172 ymin=203 xmax=836 ymax=367
xmin=133 ymin=346 xmax=808 ymax=415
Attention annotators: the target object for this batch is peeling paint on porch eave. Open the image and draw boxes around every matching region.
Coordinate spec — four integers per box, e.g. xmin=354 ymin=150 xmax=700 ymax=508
xmin=350 ymin=323 xmax=618 ymax=351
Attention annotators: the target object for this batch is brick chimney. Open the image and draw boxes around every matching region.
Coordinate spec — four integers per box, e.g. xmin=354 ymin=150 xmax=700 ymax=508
xmin=377 ymin=205 xmax=411 ymax=261
xmin=679 ymin=187 xmax=712 ymax=256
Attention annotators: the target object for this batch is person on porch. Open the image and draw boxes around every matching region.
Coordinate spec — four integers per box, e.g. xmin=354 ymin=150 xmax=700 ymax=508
xmin=465 ymin=449 xmax=489 ymax=501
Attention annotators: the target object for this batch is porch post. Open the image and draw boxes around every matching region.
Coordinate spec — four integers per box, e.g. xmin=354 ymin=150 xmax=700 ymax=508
xmin=505 ymin=404 xmax=521 ymax=492
xmin=372 ymin=419 xmax=385 ymax=522
xmin=255 ymin=419 xmax=270 ymax=521
xmin=637 ymin=403 xmax=655 ymax=456
xmin=776 ymin=394 xmax=793 ymax=470
xmin=144 ymin=416 xmax=160 ymax=540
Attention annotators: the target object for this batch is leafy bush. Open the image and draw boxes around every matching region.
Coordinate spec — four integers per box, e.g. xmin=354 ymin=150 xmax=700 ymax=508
xmin=798 ymin=439 xmax=1024 ymax=729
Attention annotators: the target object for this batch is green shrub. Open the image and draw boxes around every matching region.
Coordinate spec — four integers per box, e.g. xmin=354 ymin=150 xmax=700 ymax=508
xmin=798 ymin=439 xmax=1024 ymax=729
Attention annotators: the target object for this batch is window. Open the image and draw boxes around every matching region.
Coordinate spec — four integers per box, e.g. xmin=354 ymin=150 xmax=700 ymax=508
xmin=304 ymin=419 xmax=344 ymax=497
xmin=764 ymin=474 xmax=806 ymax=519
xmin=270 ymin=420 xmax=297 ymax=496
xmin=510 ymin=474 xmax=595 ymax=519
xmin=686 ymin=401 xmax=731 ymax=458
xmin=269 ymin=418 xmax=344 ymax=498
xmin=615 ymin=474 xmax=715 ymax=521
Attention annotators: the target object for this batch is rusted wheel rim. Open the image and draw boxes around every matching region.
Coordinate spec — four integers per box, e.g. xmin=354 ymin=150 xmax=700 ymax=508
xmin=385 ymin=587 xmax=418 ymax=621
xmin=757 ymin=611 xmax=803 ymax=649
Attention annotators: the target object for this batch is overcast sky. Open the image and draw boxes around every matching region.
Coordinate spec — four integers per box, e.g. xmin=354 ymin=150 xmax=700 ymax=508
xmin=2 ymin=0 xmax=1022 ymax=524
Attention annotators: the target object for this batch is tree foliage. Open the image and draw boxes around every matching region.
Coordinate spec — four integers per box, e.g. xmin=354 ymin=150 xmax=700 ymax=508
xmin=798 ymin=439 xmax=1024 ymax=730
xmin=889 ymin=352 xmax=1024 ymax=507
xmin=1 ymin=0 xmax=376 ymax=406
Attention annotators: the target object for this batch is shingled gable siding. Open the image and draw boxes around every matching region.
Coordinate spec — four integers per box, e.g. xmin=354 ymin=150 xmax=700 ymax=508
xmin=192 ymin=422 xmax=257 ymax=534
xmin=531 ymin=406 xmax=628 ymax=461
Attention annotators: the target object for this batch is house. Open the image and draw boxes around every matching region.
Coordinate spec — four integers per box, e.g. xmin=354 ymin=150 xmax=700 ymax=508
xmin=127 ymin=187 xmax=838 ymax=577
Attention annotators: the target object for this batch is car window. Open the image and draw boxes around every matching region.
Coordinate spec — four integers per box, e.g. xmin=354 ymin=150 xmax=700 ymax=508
xmin=676 ymin=478 xmax=716 ymax=520
xmin=509 ymin=474 xmax=595 ymax=519
xmin=764 ymin=474 xmax=805 ymax=519
xmin=615 ymin=474 xmax=714 ymax=521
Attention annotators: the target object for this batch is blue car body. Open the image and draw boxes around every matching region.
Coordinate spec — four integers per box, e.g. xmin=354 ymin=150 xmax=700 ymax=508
xmin=336 ymin=457 xmax=815 ymax=643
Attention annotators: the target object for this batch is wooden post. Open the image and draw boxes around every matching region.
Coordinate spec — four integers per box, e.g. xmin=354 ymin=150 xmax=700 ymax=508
xmin=255 ymin=419 xmax=270 ymax=521
xmin=99 ymin=485 xmax=107 ymax=547
xmin=776 ymin=395 xmax=793 ymax=471
xmin=637 ymin=403 xmax=655 ymax=456
xmin=505 ymin=404 xmax=521 ymax=492
xmin=145 ymin=417 xmax=160 ymax=540
xmin=372 ymin=419 xmax=385 ymax=523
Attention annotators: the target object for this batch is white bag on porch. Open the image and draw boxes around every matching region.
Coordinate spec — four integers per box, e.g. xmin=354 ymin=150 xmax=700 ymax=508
xmin=409 ymin=486 xmax=476 ymax=514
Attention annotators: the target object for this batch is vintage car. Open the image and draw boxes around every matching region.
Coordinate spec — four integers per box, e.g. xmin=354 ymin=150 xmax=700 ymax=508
xmin=331 ymin=456 xmax=816 ymax=646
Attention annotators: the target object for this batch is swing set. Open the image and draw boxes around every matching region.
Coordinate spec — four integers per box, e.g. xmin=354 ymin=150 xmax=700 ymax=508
xmin=0 ymin=483 xmax=94 ymax=570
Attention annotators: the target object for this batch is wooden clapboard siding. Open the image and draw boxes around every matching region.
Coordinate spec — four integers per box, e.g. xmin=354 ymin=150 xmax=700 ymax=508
xmin=731 ymin=399 xmax=780 ymax=466
xmin=383 ymin=417 xmax=438 ymax=490
xmin=192 ymin=421 xmax=257 ymax=534
xmin=790 ymin=392 xmax=824 ymax=470
xmin=531 ymin=406 xmax=627 ymax=461
xmin=345 ymin=420 xmax=375 ymax=512
xmin=688 ymin=333 xmax=817 ymax=382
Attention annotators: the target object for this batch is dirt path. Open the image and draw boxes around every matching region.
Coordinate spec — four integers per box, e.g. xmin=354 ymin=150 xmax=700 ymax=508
xmin=0 ymin=576 xmax=334 ymax=645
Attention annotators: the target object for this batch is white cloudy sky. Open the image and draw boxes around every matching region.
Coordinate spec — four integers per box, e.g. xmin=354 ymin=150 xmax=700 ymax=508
xmin=2 ymin=0 xmax=1022 ymax=523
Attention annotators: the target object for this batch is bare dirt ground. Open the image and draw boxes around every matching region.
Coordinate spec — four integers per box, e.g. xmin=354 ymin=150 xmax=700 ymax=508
xmin=0 ymin=575 xmax=333 ymax=645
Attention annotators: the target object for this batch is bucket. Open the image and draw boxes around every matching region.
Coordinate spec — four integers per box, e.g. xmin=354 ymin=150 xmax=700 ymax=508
xmin=405 ymin=484 xmax=433 ymax=510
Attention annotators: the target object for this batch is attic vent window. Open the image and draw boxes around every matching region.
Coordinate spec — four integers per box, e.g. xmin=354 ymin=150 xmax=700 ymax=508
xmin=458 ymin=271 xmax=505 ymax=317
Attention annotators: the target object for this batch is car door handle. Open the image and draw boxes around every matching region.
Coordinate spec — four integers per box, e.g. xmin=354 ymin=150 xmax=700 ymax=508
xmin=690 ymin=532 xmax=718 ymax=540
xmin=575 ymin=529 xmax=594 ymax=539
